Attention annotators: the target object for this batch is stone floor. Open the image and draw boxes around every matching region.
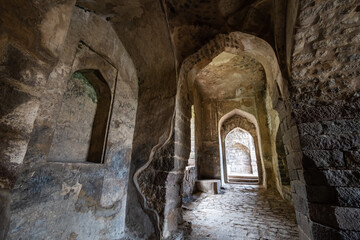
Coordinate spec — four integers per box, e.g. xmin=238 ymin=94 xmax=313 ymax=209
xmin=183 ymin=184 xmax=299 ymax=240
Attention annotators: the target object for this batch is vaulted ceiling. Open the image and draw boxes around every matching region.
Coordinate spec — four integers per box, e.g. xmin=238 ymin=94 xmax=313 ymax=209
xmin=164 ymin=0 xmax=274 ymax=61
xmin=195 ymin=52 xmax=266 ymax=100
xmin=75 ymin=0 xmax=279 ymax=65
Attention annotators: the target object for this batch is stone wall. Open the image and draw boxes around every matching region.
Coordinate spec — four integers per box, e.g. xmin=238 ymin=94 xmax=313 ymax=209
xmin=289 ymin=0 xmax=360 ymax=239
xmin=182 ymin=166 xmax=197 ymax=199
xmin=226 ymin=143 xmax=252 ymax=175
xmin=103 ymin=1 xmax=178 ymax=238
xmin=0 ymin=1 xmax=77 ymax=238
xmin=60 ymin=1 xmax=179 ymax=238
xmin=2 ymin=7 xmax=138 ymax=239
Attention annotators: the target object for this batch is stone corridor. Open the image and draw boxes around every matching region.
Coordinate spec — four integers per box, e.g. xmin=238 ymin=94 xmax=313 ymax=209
xmin=1 ymin=0 xmax=360 ymax=239
xmin=183 ymin=185 xmax=299 ymax=240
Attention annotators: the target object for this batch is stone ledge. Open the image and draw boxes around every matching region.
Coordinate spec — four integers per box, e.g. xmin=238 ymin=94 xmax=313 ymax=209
xmin=195 ymin=179 xmax=221 ymax=194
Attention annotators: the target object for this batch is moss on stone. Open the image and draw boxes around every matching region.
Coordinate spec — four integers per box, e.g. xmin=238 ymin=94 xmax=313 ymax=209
xmin=71 ymin=72 xmax=98 ymax=103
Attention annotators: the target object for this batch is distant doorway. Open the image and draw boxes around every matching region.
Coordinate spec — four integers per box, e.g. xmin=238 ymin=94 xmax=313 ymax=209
xmin=224 ymin=127 xmax=258 ymax=183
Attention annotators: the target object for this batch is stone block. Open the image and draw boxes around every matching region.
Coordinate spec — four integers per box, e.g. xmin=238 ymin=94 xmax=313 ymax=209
xmin=292 ymin=181 xmax=307 ymax=198
xmin=306 ymin=185 xmax=336 ymax=204
xmin=288 ymin=169 xmax=299 ymax=181
xmin=325 ymin=170 xmax=360 ymax=187
xmin=287 ymin=151 xmax=303 ymax=170
xmin=182 ymin=166 xmax=197 ymax=198
xmin=308 ymin=203 xmax=338 ymax=229
xmin=195 ymin=179 xmax=221 ymax=194
xmin=323 ymin=119 xmax=360 ymax=135
xmin=292 ymin=103 xmax=360 ymax=124
xmin=292 ymin=194 xmax=309 ymax=216
xmin=335 ymin=207 xmax=360 ymax=231
xmin=345 ymin=151 xmax=360 ymax=166
xmin=299 ymin=228 xmax=311 ymax=240
xmin=311 ymin=222 xmax=342 ymax=240
xmin=0 ymin=189 xmax=10 ymax=240
xmin=300 ymin=134 xmax=360 ymax=151
xmin=298 ymin=122 xmax=323 ymax=136
xmin=296 ymin=211 xmax=312 ymax=238
xmin=291 ymin=135 xmax=302 ymax=152
xmin=336 ymin=187 xmax=360 ymax=208
xmin=303 ymin=170 xmax=328 ymax=186
xmin=302 ymin=149 xmax=345 ymax=169
xmin=283 ymin=128 xmax=294 ymax=143
xmin=340 ymin=230 xmax=360 ymax=240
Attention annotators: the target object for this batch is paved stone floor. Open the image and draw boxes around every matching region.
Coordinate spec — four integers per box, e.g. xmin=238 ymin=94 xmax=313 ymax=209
xmin=183 ymin=184 xmax=299 ymax=240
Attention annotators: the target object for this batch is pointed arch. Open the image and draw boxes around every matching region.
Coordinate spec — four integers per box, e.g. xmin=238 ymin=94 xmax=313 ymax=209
xmin=218 ymin=109 xmax=266 ymax=186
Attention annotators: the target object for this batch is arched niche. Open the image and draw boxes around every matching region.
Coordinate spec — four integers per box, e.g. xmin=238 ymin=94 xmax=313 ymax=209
xmin=48 ymin=69 xmax=112 ymax=163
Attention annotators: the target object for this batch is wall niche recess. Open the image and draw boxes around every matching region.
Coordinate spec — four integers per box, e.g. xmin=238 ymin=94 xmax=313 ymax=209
xmin=48 ymin=70 xmax=112 ymax=164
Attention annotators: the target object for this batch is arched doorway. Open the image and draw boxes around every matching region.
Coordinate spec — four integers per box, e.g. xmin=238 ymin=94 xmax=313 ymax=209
xmin=218 ymin=109 xmax=265 ymax=187
xmin=225 ymin=127 xmax=258 ymax=183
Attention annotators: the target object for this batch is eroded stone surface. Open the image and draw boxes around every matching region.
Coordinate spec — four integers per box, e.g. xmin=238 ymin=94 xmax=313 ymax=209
xmin=4 ymin=7 xmax=138 ymax=240
xmin=183 ymin=166 xmax=197 ymax=199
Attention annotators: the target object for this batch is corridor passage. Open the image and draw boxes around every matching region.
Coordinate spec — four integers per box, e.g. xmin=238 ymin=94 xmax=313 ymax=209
xmin=183 ymin=185 xmax=299 ymax=240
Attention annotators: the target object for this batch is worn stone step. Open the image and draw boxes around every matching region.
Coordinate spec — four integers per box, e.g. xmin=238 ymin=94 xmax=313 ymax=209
xmin=228 ymin=175 xmax=259 ymax=183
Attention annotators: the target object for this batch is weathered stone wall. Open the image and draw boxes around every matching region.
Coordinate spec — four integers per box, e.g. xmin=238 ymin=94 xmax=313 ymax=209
xmin=289 ymin=0 xmax=360 ymax=239
xmin=60 ymin=1 xmax=179 ymax=238
xmin=0 ymin=1 xmax=77 ymax=238
xmin=273 ymin=99 xmax=297 ymax=202
xmin=182 ymin=166 xmax=197 ymax=199
xmin=4 ymin=7 xmax=138 ymax=240
xmin=226 ymin=143 xmax=252 ymax=175
xmin=95 ymin=1 xmax=179 ymax=238
xmin=193 ymin=88 xmax=203 ymax=169
xmin=188 ymin=107 xmax=196 ymax=166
